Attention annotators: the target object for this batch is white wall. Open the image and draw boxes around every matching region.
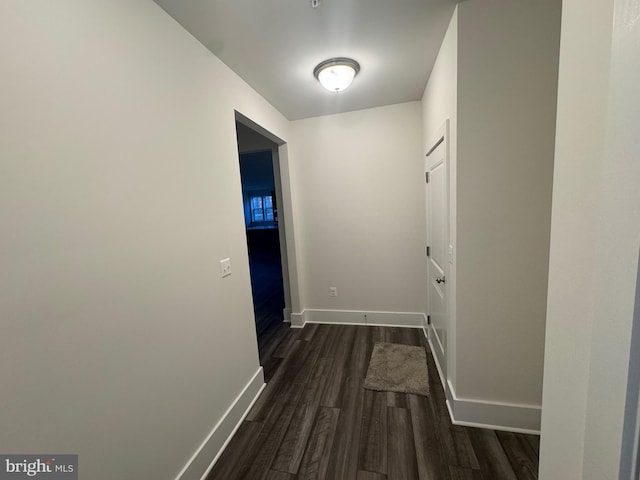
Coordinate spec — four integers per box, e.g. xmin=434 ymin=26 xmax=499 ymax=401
xmin=540 ymin=0 xmax=640 ymax=477
xmin=538 ymin=0 xmax=615 ymax=476
xmin=421 ymin=0 xmax=561 ymax=431
xmin=0 ymin=1 xmax=291 ymax=479
xmin=290 ymin=102 xmax=426 ymax=321
xmin=455 ymin=0 xmax=560 ymax=407
xmin=422 ymin=7 xmax=458 ymax=385
xmin=422 ymin=8 xmax=457 ymax=154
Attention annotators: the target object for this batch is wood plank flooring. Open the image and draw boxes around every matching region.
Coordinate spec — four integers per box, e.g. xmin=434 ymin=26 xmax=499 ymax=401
xmin=207 ymin=324 xmax=539 ymax=480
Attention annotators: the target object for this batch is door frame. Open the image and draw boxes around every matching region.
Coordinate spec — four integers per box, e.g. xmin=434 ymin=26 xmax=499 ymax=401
xmin=620 ymin=250 xmax=640 ymax=479
xmin=234 ymin=111 xmax=302 ymax=325
xmin=425 ymin=118 xmax=451 ymax=380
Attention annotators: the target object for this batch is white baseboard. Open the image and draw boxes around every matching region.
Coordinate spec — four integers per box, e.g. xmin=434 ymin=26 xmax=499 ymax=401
xmin=425 ymin=322 xmax=447 ymax=384
xmin=423 ymin=325 xmax=541 ymax=434
xmin=446 ymin=381 xmax=541 ymax=434
xmin=296 ymin=309 xmax=424 ymax=328
xmin=290 ymin=311 xmax=306 ymax=328
xmin=174 ymin=368 xmax=266 ymax=480
xmin=424 ymin=323 xmax=447 ymax=394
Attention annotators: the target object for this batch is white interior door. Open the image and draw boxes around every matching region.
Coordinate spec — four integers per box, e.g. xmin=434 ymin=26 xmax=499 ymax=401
xmin=426 ymin=122 xmax=448 ymax=371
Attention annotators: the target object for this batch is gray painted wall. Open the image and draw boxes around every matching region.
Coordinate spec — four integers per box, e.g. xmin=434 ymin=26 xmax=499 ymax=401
xmin=454 ymin=0 xmax=561 ymax=406
xmin=0 ymin=1 xmax=291 ymax=478
xmin=422 ymin=0 xmax=561 ymax=418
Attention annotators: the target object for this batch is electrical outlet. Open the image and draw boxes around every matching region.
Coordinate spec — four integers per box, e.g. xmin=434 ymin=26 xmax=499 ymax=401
xmin=329 ymin=286 xmax=338 ymax=297
xmin=220 ymin=258 xmax=231 ymax=278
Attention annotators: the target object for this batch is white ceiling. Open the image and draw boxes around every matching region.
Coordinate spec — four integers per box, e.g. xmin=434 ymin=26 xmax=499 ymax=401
xmin=153 ymin=0 xmax=459 ymax=120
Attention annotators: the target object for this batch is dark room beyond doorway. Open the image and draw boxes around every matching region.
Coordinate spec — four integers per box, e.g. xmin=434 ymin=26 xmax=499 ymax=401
xmin=236 ymin=128 xmax=288 ymax=381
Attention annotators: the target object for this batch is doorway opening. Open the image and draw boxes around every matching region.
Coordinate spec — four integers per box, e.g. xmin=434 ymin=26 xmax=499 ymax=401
xmin=235 ymin=119 xmax=292 ymax=381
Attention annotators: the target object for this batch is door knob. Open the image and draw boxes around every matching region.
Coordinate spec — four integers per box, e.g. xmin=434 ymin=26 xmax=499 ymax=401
xmin=436 ymin=276 xmax=446 ymax=284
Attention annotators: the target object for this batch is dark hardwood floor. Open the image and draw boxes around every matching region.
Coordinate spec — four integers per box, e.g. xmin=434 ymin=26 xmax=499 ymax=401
xmin=207 ymin=323 xmax=540 ymax=480
xmin=246 ymin=227 xmax=287 ymax=381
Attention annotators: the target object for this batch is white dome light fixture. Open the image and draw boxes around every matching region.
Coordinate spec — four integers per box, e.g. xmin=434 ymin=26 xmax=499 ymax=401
xmin=313 ymin=58 xmax=360 ymax=93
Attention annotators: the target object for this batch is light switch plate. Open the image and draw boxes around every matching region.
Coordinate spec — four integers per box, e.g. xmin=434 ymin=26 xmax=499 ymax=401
xmin=220 ymin=258 xmax=231 ymax=278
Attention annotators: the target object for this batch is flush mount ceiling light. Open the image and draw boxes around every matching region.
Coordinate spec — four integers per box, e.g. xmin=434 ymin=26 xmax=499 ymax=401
xmin=313 ymin=58 xmax=360 ymax=93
